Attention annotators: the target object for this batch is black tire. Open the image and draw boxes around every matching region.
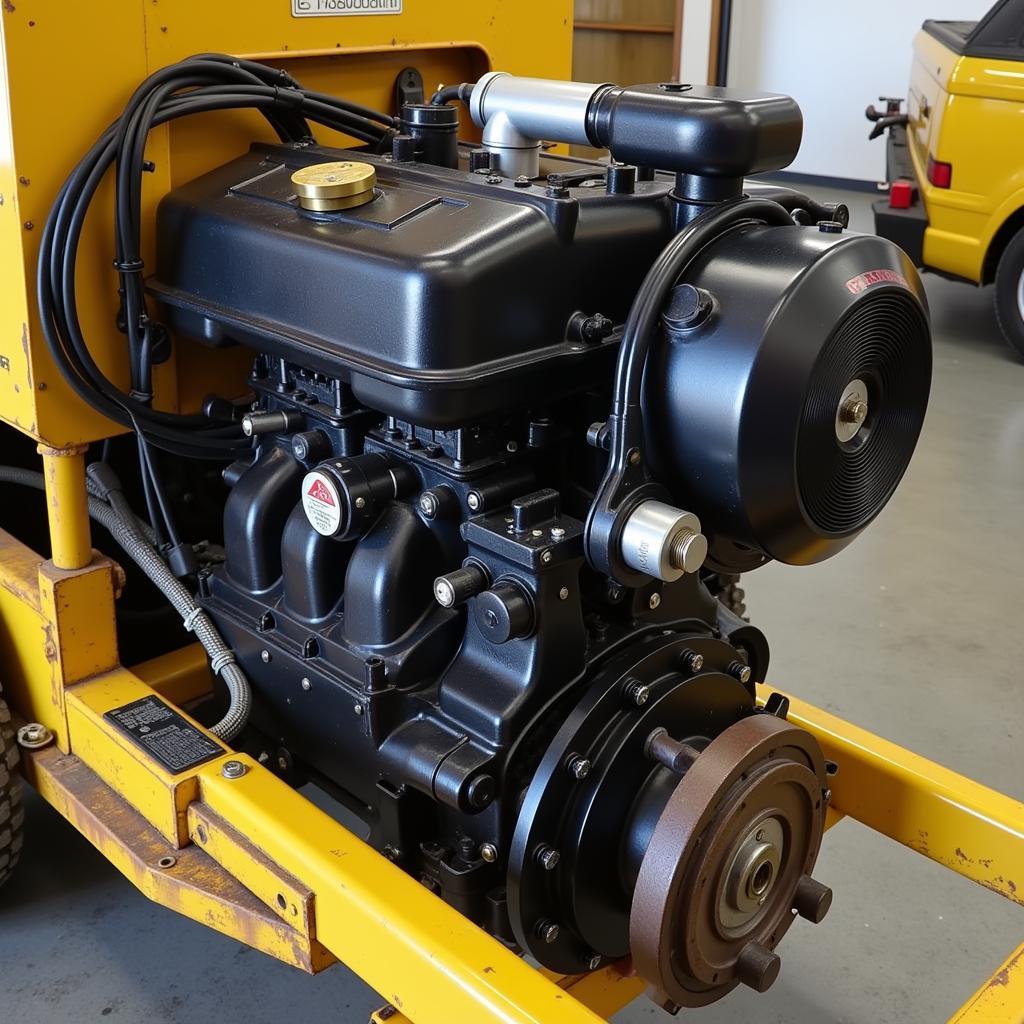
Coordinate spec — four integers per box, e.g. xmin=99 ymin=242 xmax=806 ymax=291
xmin=0 ymin=685 xmax=24 ymax=890
xmin=993 ymin=227 xmax=1024 ymax=361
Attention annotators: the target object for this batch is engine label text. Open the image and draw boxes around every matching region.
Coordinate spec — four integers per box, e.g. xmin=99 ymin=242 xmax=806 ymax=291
xmin=292 ymin=0 xmax=402 ymax=16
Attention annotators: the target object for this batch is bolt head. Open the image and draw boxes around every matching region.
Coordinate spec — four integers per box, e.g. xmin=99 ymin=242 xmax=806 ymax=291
xmin=260 ymin=649 xmax=271 ymax=663
xmin=584 ymin=952 xmax=602 ymax=971
xmin=16 ymin=723 xmax=53 ymax=749
xmin=559 ymin=586 xmax=569 ymax=601
xmin=538 ymin=846 xmax=560 ymax=871
xmin=301 ymin=677 xmax=311 ymax=691
xmin=353 ymin=703 xmax=364 ymax=716
xmin=538 ymin=921 xmax=560 ymax=944
xmin=418 ymin=492 xmax=438 ymax=518
xmin=737 ymin=664 xmax=752 ymax=684
xmin=550 ymin=526 xmax=566 ymax=540
xmin=434 ymin=578 xmax=456 ymax=608
xmin=541 ymin=550 xmax=553 ymax=564
xmin=649 ymin=593 xmax=662 ymax=610
xmin=467 ymin=492 xmax=481 ymax=511
xmin=221 ymin=760 xmax=247 ymax=779
xmin=631 ymin=684 xmax=651 ymax=707
xmin=568 ymin=756 xmax=591 ymax=780
xmin=480 ymin=843 xmax=498 ymax=863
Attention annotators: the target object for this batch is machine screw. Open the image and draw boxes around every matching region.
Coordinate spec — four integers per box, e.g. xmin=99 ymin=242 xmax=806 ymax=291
xmin=583 ymin=951 xmax=603 ymax=971
xmin=680 ymin=649 xmax=704 ymax=672
xmin=536 ymin=920 xmax=560 ymax=944
xmin=301 ymin=677 xmax=311 ymax=691
xmin=486 ymin=174 xmax=502 ymax=184
xmin=623 ymin=678 xmax=651 ymax=707
xmin=559 ymin=586 xmax=569 ymax=601
xmin=541 ymin=550 xmax=553 ymax=564
xmin=567 ymin=754 xmax=591 ymax=780
xmin=16 ymin=723 xmax=53 ymax=749
xmin=728 ymin=660 xmax=752 ymax=684
xmin=648 ymin=593 xmax=661 ymax=610
xmin=514 ymin=175 xmax=531 ymax=187
xmin=221 ymin=760 xmax=248 ymax=779
xmin=480 ymin=843 xmax=498 ymax=863
xmin=535 ymin=845 xmax=560 ymax=871
xmin=467 ymin=491 xmax=482 ymax=511
xmin=550 ymin=526 xmax=565 ymax=540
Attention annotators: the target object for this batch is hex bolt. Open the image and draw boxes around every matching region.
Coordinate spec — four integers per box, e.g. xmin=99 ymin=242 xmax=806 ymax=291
xmin=728 ymin=660 xmax=752 ymax=684
xmin=680 ymin=649 xmax=704 ymax=672
xmin=301 ymin=677 xmax=311 ymax=691
xmin=559 ymin=586 xmax=570 ymax=601
xmin=221 ymin=760 xmax=248 ymax=780
xmin=535 ymin=845 xmax=560 ymax=871
xmin=583 ymin=951 xmax=602 ymax=971
xmin=623 ymin=677 xmax=651 ymax=707
xmin=792 ymin=875 xmax=833 ymax=924
xmin=735 ymin=941 xmax=781 ymax=993
xmin=418 ymin=491 xmax=439 ymax=519
xmin=16 ymin=723 xmax=54 ymax=750
xmin=261 ymin=649 xmax=271 ymax=664
xmin=567 ymin=754 xmax=591 ymax=780
xmin=479 ymin=843 xmax=498 ymax=863
xmin=541 ymin=550 xmax=553 ymax=564
xmin=536 ymin=920 xmax=560 ymax=944
xmin=514 ymin=175 xmax=531 ymax=187
xmin=649 ymin=593 xmax=662 ymax=610
xmin=486 ymin=174 xmax=503 ymax=184
xmin=550 ymin=526 xmax=566 ymax=540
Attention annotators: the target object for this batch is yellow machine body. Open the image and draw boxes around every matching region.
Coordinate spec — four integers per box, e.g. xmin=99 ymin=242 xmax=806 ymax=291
xmin=0 ymin=4 xmax=1022 ymax=1023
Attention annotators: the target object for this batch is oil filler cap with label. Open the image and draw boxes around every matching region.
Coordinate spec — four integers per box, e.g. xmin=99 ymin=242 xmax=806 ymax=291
xmin=301 ymin=469 xmax=344 ymax=536
xmin=291 ymin=161 xmax=377 ymax=212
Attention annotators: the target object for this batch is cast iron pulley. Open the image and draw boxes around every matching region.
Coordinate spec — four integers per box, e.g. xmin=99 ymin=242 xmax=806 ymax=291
xmin=630 ymin=712 xmax=831 ymax=1009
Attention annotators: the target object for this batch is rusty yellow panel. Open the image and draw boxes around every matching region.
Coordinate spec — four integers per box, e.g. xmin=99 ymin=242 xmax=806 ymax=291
xmin=23 ymin=741 xmax=329 ymax=973
xmin=758 ymin=685 xmax=1024 ymax=906
xmin=0 ymin=0 xmax=573 ymax=446
xmin=950 ymin=943 xmax=1024 ymax=1023
xmin=66 ymin=669 xmax=230 ymax=845
xmin=133 ymin=642 xmax=214 ymax=706
xmin=187 ymin=801 xmax=336 ymax=971
xmin=37 ymin=558 xmax=120 ymax=685
xmin=0 ymin=527 xmax=68 ymax=745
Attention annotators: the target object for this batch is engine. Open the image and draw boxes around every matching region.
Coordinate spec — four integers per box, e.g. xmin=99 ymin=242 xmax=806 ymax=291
xmin=145 ymin=74 xmax=930 ymax=1009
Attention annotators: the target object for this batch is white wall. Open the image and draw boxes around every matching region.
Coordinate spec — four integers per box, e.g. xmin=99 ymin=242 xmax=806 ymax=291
xmin=726 ymin=0 xmax=993 ymax=181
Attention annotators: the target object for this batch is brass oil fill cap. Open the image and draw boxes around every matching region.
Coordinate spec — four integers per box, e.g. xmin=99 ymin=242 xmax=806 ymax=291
xmin=291 ymin=161 xmax=377 ymax=212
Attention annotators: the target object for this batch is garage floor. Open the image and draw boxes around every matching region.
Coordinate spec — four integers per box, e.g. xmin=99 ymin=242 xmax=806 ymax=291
xmin=2 ymin=185 xmax=1022 ymax=1024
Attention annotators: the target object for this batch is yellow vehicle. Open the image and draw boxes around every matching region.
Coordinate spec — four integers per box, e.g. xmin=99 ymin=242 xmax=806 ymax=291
xmin=868 ymin=0 xmax=1024 ymax=359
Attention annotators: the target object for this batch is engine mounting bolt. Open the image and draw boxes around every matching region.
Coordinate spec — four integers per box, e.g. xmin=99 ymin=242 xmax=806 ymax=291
xmin=536 ymin=845 xmax=560 ymax=871
xmin=536 ymin=920 xmax=560 ymax=944
xmin=559 ymin=586 xmax=569 ymax=600
xmin=728 ymin=660 xmax=752 ymax=684
xmin=418 ymin=491 xmax=439 ymax=518
xmin=648 ymin=593 xmax=661 ymax=610
xmin=221 ymin=760 xmax=248 ymax=780
xmin=301 ymin=677 xmax=311 ymax=691
xmin=567 ymin=754 xmax=591 ymax=780
xmin=623 ymin=678 xmax=651 ymax=707
xmin=681 ymin=649 xmax=704 ymax=672
xmin=261 ymin=649 xmax=271 ymax=663
xmin=550 ymin=526 xmax=565 ymax=539
xmin=467 ymin=492 xmax=481 ymax=511
xmin=16 ymin=723 xmax=53 ymax=750
xmin=584 ymin=952 xmax=603 ymax=971
xmin=480 ymin=843 xmax=498 ymax=863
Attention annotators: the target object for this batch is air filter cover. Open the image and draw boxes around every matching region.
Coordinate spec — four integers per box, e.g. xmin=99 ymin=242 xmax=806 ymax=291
xmin=644 ymin=224 xmax=931 ymax=573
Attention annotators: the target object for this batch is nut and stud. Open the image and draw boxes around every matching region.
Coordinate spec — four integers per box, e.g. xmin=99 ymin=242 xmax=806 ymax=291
xmin=567 ymin=754 xmax=591 ymax=780
xmin=728 ymin=660 xmax=752 ymax=684
xmin=535 ymin=845 xmax=560 ymax=871
xmin=479 ymin=843 xmax=498 ymax=864
xmin=536 ymin=920 xmax=560 ymax=944
xmin=16 ymin=723 xmax=53 ymax=749
xmin=221 ymin=760 xmax=248 ymax=780
xmin=623 ymin=678 xmax=651 ymax=707
xmin=680 ymin=649 xmax=704 ymax=672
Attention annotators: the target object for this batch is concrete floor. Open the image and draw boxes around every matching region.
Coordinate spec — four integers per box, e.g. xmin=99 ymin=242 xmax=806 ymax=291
xmin=2 ymin=186 xmax=1022 ymax=1023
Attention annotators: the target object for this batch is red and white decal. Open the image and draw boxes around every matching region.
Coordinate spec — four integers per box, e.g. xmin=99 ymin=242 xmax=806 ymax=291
xmin=845 ymin=268 xmax=909 ymax=295
xmin=302 ymin=471 xmax=342 ymax=536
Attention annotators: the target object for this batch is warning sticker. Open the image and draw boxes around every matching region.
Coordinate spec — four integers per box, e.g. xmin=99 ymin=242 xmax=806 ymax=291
xmin=104 ymin=696 xmax=223 ymax=774
xmin=302 ymin=470 xmax=342 ymax=536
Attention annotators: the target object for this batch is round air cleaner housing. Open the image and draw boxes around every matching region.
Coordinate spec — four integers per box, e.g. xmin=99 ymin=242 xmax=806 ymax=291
xmin=644 ymin=224 xmax=931 ymax=573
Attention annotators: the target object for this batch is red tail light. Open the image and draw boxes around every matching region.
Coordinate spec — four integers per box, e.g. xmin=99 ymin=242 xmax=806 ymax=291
xmin=927 ymin=154 xmax=952 ymax=188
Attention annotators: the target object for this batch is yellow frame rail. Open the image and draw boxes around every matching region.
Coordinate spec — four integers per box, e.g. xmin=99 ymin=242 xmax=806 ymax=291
xmin=0 ymin=497 xmax=1021 ymax=1021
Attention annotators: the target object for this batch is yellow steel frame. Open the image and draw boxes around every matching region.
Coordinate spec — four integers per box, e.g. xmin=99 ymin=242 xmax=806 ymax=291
xmin=0 ymin=1 xmax=1021 ymax=1021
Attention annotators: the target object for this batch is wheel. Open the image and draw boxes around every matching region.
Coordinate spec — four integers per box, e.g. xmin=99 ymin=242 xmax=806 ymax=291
xmin=993 ymin=227 xmax=1024 ymax=361
xmin=0 ymin=685 xmax=24 ymax=890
